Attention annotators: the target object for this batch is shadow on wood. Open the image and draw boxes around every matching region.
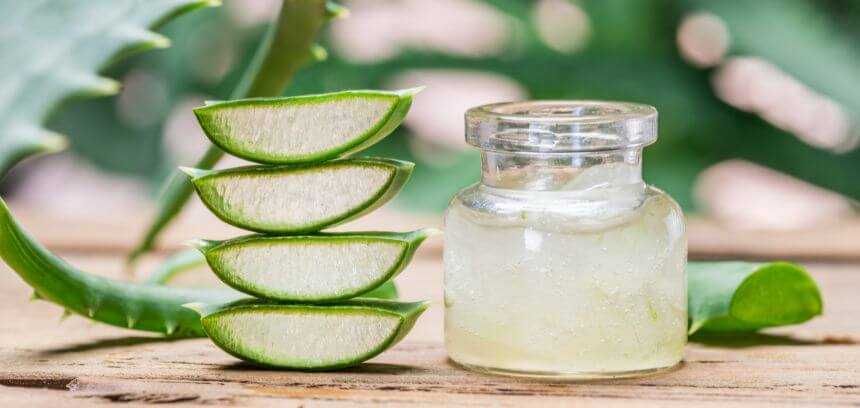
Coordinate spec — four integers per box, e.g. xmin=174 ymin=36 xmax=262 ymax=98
xmin=218 ymin=361 xmax=427 ymax=375
xmin=689 ymin=331 xmax=857 ymax=348
xmin=37 ymin=335 xmax=188 ymax=355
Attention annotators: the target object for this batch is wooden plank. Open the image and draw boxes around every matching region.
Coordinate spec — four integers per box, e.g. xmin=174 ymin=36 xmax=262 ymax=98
xmin=0 ymin=249 xmax=857 ymax=406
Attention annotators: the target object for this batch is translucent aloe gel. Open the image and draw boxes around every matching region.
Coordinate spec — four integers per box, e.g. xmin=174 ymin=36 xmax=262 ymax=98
xmin=444 ymin=101 xmax=687 ymax=379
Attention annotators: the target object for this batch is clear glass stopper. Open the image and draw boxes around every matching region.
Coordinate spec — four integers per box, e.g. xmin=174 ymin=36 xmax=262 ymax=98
xmin=465 ymin=100 xmax=658 ymax=153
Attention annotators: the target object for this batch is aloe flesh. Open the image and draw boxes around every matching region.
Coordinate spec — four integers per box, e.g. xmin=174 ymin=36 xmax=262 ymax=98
xmin=194 ymin=89 xmax=420 ymax=164
xmin=194 ymin=229 xmax=434 ymax=301
xmin=188 ymin=298 xmax=428 ymax=370
xmin=126 ymin=0 xmax=332 ymax=264
xmin=183 ymin=158 xmax=413 ymax=234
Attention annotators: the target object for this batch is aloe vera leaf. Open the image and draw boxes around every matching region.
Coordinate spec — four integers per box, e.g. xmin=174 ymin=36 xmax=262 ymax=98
xmin=191 ymin=229 xmax=436 ymax=301
xmin=0 ymin=0 xmax=218 ymax=177
xmin=186 ymin=298 xmax=428 ymax=370
xmin=684 ymin=0 xmax=860 ymax=149
xmin=0 ymin=197 xmax=247 ymax=336
xmin=144 ymin=248 xmax=207 ymax=285
xmin=194 ymin=88 xmax=420 ymax=165
xmin=687 ymin=261 xmax=823 ymax=335
xmin=143 ymin=247 xmax=401 ymax=301
xmin=127 ymin=0 xmax=332 ymax=265
xmin=182 ymin=158 xmax=413 ymax=234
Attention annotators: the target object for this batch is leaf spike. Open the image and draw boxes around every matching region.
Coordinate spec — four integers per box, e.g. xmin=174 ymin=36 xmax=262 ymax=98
xmin=183 ymin=302 xmax=207 ymax=316
xmin=164 ymin=321 xmax=178 ymax=336
xmin=38 ymin=131 xmax=69 ymax=154
xmin=325 ymin=2 xmax=349 ymax=19
xmin=86 ymin=308 xmax=96 ymax=318
xmin=117 ymin=26 xmax=171 ymax=50
xmin=310 ymin=44 xmax=328 ymax=62
xmin=67 ymin=73 xmax=121 ymax=97
xmin=126 ymin=315 xmax=138 ymax=329
xmin=417 ymin=227 xmax=443 ymax=239
xmin=143 ymin=31 xmax=171 ymax=49
xmin=185 ymin=238 xmax=217 ymax=252
xmin=60 ymin=309 xmax=72 ymax=321
xmin=178 ymin=166 xmax=214 ymax=179
xmin=396 ymin=86 xmax=426 ymax=97
xmin=30 ymin=291 xmax=42 ymax=301
xmin=688 ymin=319 xmax=705 ymax=335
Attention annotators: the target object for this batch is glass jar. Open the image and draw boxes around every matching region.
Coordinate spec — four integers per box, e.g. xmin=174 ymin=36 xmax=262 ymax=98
xmin=443 ymin=101 xmax=687 ymax=379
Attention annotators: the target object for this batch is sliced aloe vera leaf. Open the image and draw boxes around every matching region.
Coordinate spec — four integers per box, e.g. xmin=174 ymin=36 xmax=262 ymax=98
xmin=186 ymin=298 xmax=428 ymax=370
xmin=144 ymin=247 xmax=400 ymax=300
xmin=193 ymin=88 xmax=421 ymax=164
xmin=182 ymin=158 xmax=413 ymax=233
xmin=191 ymin=229 xmax=436 ymax=301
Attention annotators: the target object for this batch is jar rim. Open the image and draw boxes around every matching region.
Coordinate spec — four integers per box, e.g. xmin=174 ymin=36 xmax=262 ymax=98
xmin=465 ymin=100 xmax=658 ymax=153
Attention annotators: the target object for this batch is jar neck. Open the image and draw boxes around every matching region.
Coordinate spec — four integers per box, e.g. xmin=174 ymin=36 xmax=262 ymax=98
xmin=480 ymin=148 xmax=644 ymax=192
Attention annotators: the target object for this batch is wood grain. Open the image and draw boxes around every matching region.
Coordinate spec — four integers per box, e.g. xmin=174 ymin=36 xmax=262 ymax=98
xmin=0 ymin=242 xmax=858 ymax=406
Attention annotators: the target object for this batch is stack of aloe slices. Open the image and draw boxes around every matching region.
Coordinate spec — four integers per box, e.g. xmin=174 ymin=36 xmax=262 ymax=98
xmin=182 ymin=88 xmax=434 ymax=370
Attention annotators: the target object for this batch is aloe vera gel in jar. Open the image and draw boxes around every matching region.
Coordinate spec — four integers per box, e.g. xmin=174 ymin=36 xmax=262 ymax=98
xmin=444 ymin=101 xmax=686 ymax=379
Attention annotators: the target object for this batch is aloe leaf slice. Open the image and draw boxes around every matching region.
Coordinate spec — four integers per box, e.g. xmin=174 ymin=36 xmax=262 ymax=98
xmin=182 ymin=158 xmax=413 ymax=234
xmin=193 ymin=88 xmax=421 ymax=165
xmin=688 ymin=261 xmax=823 ymax=334
xmin=186 ymin=298 xmax=428 ymax=370
xmin=143 ymin=247 xmax=401 ymax=301
xmin=191 ymin=229 xmax=436 ymax=301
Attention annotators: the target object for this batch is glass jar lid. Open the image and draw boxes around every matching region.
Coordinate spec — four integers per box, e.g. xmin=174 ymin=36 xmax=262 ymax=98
xmin=465 ymin=100 xmax=657 ymax=153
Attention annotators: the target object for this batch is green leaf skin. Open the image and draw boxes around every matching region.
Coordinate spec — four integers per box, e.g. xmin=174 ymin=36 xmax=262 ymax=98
xmin=687 ymin=261 xmax=823 ymax=334
xmin=145 ymin=248 xmax=207 ymax=285
xmin=194 ymin=88 xmax=420 ymax=165
xmin=684 ymin=0 xmax=860 ymax=153
xmin=0 ymin=0 xmax=218 ymax=177
xmin=127 ymin=0 xmax=332 ymax=265
xmin=186 ymin=298 xmax=428 ymax=370
xmin=0 ymin=197 xmax=244 ymax=337
xmin=192 ymin=229 xmax=436 ymax=302
xmin=183 ymin=158 xmax=414 ymax=234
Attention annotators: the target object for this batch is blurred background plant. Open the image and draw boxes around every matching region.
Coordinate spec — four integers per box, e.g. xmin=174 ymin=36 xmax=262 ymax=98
xmin=4 ymin=0 xmax=859 ymax=233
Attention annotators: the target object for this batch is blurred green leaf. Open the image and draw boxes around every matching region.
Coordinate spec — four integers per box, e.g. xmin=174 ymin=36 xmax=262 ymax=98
xmin=686 ymin=0 xmax=860 ymax=129
xmin=0 ymin=0 xmax=217 ymax=176
xmin=30 ymin=0 xmax=860 ymax=214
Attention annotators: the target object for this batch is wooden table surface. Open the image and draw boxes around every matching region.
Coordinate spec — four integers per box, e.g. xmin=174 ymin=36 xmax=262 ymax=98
xmin=0 ymin=208 xmax=858 ymax=406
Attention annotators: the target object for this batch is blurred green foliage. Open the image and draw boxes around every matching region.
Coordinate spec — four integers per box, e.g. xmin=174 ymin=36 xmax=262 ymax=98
xmin=43 ymin=0 xmax=860 ymax=212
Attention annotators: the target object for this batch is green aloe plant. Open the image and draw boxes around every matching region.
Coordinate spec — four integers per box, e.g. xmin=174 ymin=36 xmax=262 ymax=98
xmin=0 ymin=0 xmax=218 ymax=176
xmin=0 ymin=195 xmax=399 ymax=336
xmin=0 ymin=197 xmax=242 ymax=337
xmin=0 ymin=0 xmax=407 ymax=338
